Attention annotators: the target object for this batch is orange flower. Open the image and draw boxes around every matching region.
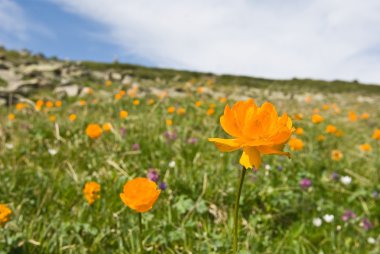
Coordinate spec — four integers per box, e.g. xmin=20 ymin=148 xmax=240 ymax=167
xmin=133 ymin=99 xmax=140 ymax=105
xmin=207 ymin=108 xmax=215 ymax=116
xmin=208 ymin=99 xmax=293 ymax=169
xmin=83 ymin=182 xmax=101 ymax=205
xmin=16 ymin=102 xmax=26 ymax=111
xmin=317 ymin=135 xmax=326 ymax=142
xmin=294 ymin=113 xmax=303 ymax=121
xmin=166 ymin=119 xmax=173 ymax=126
xmin=322 ymin=104 xmax=330 ymax=111
xmin=86 ymin=124 xmax=102 ymax=139
xmin=209 ymin=103 xmax=216 ymax=109
xmin=359 ymin=143 xmax=372 ymax=152
xmin=167 ymin=106 xmax=175 ymax=114
xmin=115 ymin=93 xmax=123 ymax=100
xmin=55 ymin=101 xmax=62 ymax=107
xmin=335 ymin=130 xmax=344 ymax=137
xmin=177 ymin=107 xmax=186 ymax=115
xmin=325 ymin=124 xmax=337 ymax=134
xmin=373 ymin=129 xmax=380 ymax=140
xmin=46 ymin=101 xmax=54 ymax=108
xmin=348 ymin=111 xmax=357 ymax=122
xmin=219 ymin=97 xmax=227 ymax=103
xmin=195 ymin=101 xmax=202 ymax=107
xmin=69 ymin=114 xmax=77 ymax=122
xmin=197 ymin=87 xmax=204 ymax=94
xmin=35 ymin=100 xmax=44 ymax=111
xmin=289 ymin=138 xmax=304 ymax=151
xmin=103 ymin=122 xmax=112 ymax=132
xmin=120 ymin=178 xmax=160 ymax=213
xmin=295 ymin=127 xmax=304 ymax=135
xmin=79 ymin=100 xmax=86 ymax=106
xmin=0 ymin=204 xmax=12 ymax=227
xmin=311 ymin=114 xmax=324 ymax=124
xmin=8 ymin=113 xmax=15 ymax=121
xmin=361 ymin=113 xmax=369 ymax=120
xmin=119 ymin=90 xmax=126 ymax=96
xmin=119 ymin=110 xmax=128 ymax=119
xmin=331 ymin=150 xmax=343 ymax=161
xmin=305 ymin=96 xmax=312 ymax=103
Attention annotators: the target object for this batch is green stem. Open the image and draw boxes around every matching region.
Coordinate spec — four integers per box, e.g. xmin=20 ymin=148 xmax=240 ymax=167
xmin=233 ymin=167 xmax=247 ymax=253
xmin=138 ymin=213 xmax=143 ymax=253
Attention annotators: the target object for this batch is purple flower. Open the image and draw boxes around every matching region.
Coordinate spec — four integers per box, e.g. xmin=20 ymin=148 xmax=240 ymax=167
xmin=120 ymin=128 xmax=127 ymax=138
xmin=277 ymin=166 xmax=283 ymax=172
xmin=164 ymin=130 xmax=177 ymax=142
xmin=187 ymin=137 xmax=198 ymax=144
xmin=331 ymin=172 xmax=340 ymax=181
xmin=341 ymin=210 xmax=356 ymax=222
xmin=361 ymin=218 xmax=373 ymax=231
xmin=147 ymin=168 xmax=159 ymax=182
xmin=373 ymin=191 xmax=379 ymax=199
xmin=300 ymin=178 xmax=312 ymax=190
xmin=159 ymin=182 xmax=167 ymax=191
xmin=131 ymin=143 xmax=140 ymax=151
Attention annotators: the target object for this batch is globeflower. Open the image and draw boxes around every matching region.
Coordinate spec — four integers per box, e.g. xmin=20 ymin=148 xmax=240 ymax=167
xmin=0 ymin=204 xmax=12 ymax=227
xmin=348 ymin=111 xmax=357 ymax=122
xmin=311 ymin=114 xmax=324 ymax=124
xmin=69 ymin=114 xmax=77 ymax=122
xmin=119 ymin=110 xmax=128 ymax=119
xmin=208 ymin=99 xmax=293 ymax=170
xmin=120 ymin=178 xmax=160 ymax=213
xmin=103 ymin=122 xmax=112 ymax=132
xmin=359 ymin=143 xmax=372 ymax=152
xmin=331 ymin=150 xmax=343 ymax=161
xmin=295 ymin=127 xmax=304 ymax=135
xmin=8 ymin=113 xmax=15 ymax=121
xmin=207 ymin=108 xmax=215 ymax=116
xmin=325 ymin=124 xmax=337 ymax=134
xmin=83 ymin=182 xmax=101 ymax=205
xmin=167 ymin=106 xmax=175 ymax=114
xmin=289 ymin=138 xmax=304 ymax=151
xmin=372 ymin=129 xmax=380 ymax=140
xmin=86 ymin=124 xmax=102 ymax=139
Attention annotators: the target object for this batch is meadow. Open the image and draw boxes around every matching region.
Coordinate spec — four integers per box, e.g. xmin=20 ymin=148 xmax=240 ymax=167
xmin=0 ymin=75 xmax=379 ymax=253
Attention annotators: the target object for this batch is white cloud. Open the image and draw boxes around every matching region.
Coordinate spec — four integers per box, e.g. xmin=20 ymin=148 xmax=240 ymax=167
xmin=33 ymin=1 xmax=380 ymax=83
xmin=0 ymin=0 xmax=28 ymax=44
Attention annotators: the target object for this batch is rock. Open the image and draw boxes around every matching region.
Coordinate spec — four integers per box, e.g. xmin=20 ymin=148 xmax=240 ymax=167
xmin=21 ymin=63 xmax=62 ymax=75
xmin=111 ymin=72 xmax=122 ymax=81
xmin=0 ymin=60 xmax=11 ymax=70
xmin=122 ymin=75 xmax=133 ymax=85
xmin=54 ymin=84 xmax=80 ymax=97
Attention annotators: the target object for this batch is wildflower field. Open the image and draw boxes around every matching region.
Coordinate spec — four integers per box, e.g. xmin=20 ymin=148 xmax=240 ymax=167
xmin=1 ymin=73 xmax=380 ymax=253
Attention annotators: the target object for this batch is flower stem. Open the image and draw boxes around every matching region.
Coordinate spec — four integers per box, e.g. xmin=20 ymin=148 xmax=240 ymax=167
xmin=233 ymin=166 xmax=247 ymax=253
xmin=138 ymin=213 xmax=143 ymax=253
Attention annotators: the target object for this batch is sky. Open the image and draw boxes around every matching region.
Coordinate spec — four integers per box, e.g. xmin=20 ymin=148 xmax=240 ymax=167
xmin=1 ymin=0 xmax=380 ymax=84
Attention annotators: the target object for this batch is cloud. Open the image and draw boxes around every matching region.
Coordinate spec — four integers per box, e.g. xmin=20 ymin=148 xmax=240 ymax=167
xmin=34 ymin=1 xmax=380 ymax=83
xmin=0 ymin=0 xmax=28 ymax=44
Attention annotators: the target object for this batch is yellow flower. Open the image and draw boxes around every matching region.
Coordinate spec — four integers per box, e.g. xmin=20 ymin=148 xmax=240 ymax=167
xmin=177 ymin=107 xmax=186 ymax=115
xmin=373 ymin=129 xmax=380 ymax=140
xmin=219 ymin=97 xmax=227 ymax=103
xmin=207 ymin=108 xmax=215 ymax=116
xmin=322 ymin=104 xmax=329 ymax=111
xmin=289 ymin=138 xmax=304 ymax=151
xmin=311 ymin=114 xmax=324 ymax=124
xmin=69 ymin=114 xmax=77 ymax=122
xmin=208 ymin=99 xmax=293 ymax=169
xmin=359 ymin=143 xmax=372 ymax=152
xmin=83 ymin=182 xmax=101 ymax=205
xmin=147 ymin=99 xmax=155 ymax=105
xmin=331 ymin=150 xmax=343 ymax=161
xmin=195 ymin=101 xmax=202 ymax=107
xmin=317 ymin=135 xmax=326 ymax=142
xmin=0 ymin=204 xmax=12 ymax=227
xmin=103 ymin=122 xmax=112 ymax=132
xmin=325 ymin=124 xmax=337 ymax=134
xmin=55 ymin=101 xmax=62 ymax=107
xmin=348 ymin=111 xmax=357 ymax=122
xmin=8 ymin=113 xmax=15 ymax=121
xmin=105 ymin=80 xmax=112 ymax=86
xmin=35 ymin=100 xmax=44 ymax=111
xmin=166 ymin=119 xmax=173 ymax=126
xmin=295 ymin=127 xmax=304 ymax=135
xmin=133 ymin=99 xmax=140 ymax=105
xmin=49 ymin=115 xmax=56 ymax=122
xmin=209 ymin=103 xmax=216 ymax=109
xmin=86 ymin=124 xmax=102 ymax=139
xmin=119 ymin=110 xmax=128 ymax=119
xmin=120 ymin=178 xmax=160 ymax=213
xmin=79 ymin=100 xmax=86 ymax=106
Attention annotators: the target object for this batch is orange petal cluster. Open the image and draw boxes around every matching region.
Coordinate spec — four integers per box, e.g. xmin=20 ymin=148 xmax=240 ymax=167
xmin=86 ymin=124 xmax=103 ymax=139
xmin=208 ymin=99 xmax=293 ymax=169
xmin=0 ymin=204 xmax=12 ymax=227
xmin=120 ymin=178 xmax=161 ymax=213
xmin=83 ymin=182 xmax=101 ymax=205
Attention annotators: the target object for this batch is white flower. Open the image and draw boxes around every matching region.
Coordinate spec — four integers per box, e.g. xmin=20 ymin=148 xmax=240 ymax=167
xmin=168 ymin=161 xmax=176 ymax=168
xmin=323 ymin=214 xmax=334 ymax=223
xmin=312 ymin=218 xmax=322 ymax=227
xmin=5 ymin=143 xmax=14 ymax=150
xmin=48 ymin=148 xmax=58 ymax=156
xmin=340 ymin=176 xmax=352 ymax=185
xmin=367 ymin=237 xmax=376 ymax=244
xmin=265 ymin=164 xmax=271 ymax=170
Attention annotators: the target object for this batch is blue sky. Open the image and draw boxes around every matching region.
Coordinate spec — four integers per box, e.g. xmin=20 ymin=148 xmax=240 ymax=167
xmin=1 ymin=0 xmax=380 ymax=84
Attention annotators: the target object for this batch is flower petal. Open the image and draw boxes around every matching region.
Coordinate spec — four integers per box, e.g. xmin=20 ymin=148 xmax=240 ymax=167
xmin=208 ymin=138 xmax=241 ymax=152
xmin=239 ymin=147 xmax=261 ymax=169
xmin=257 ymin=145 xmax=290 ymax=157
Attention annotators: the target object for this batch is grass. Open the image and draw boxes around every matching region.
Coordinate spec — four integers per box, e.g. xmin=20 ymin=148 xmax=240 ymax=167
xmin=0 ymin=69 xmax=380 ymax=253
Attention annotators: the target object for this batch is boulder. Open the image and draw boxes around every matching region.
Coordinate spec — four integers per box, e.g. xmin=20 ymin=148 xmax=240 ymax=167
xmin=54 ymin=84 xmax=80 ymax=97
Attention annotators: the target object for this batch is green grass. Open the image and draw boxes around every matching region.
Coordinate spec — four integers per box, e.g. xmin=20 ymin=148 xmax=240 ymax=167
xmin=1 ymin=78 xmax=379 ymax=253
